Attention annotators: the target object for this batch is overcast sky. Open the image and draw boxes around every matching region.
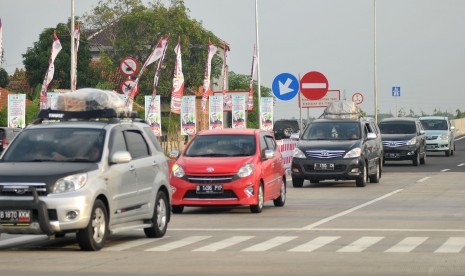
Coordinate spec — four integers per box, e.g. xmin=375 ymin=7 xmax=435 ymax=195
xmin=2 ymin=0 xmax=465 ymax=119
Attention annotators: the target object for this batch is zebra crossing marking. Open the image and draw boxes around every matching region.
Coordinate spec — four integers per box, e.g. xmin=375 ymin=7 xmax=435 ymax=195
xmin=145 ymin=236 xmax=211 ymax=252
xmin=193 ymin=236 xmax=254 ymax=252
xmin=103 ymin=237 xmax=168 ymax=251
xmin=384 ymin=237 xmax=428 ymax=253
xmin=337 ymin=236 xmax=384 ymax=253
xmin=288 ymin=236 xmax=340 ymax=252
xmin=242 ymin=236 xmax=298 ymax=252
xmin=435 ymin=237 xmax=465 ymax=253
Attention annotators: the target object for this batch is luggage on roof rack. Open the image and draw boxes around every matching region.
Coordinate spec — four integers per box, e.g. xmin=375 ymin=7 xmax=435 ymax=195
xmin=319 ymin=100 xmax=362 ymax=119
xmin=34 ymin=109 xmax=140 ymax=124
xmin=56 ymin=89 xmax=126 ymax=113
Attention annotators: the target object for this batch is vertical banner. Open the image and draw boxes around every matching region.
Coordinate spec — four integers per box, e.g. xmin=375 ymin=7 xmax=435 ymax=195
xmin=201 ymin=40 xmax=218 ymax=113
xmin=72 ymin=22 xmax=80 ymax=91
xmin=261 ymin=97 xmax=274 ymax=131
xmin=232 ymin=94 xmax=246 ymax=129
xmin=181 ymin=96 xmax=196 ymax=136
xmin=7 ymin=94 xmax=26 ymax=128
xmin=145 ymin=95 xmax=162 ymax=137
xmin=170 ymin=37 xmax=184 ymax=114
xmin=0 ymin=18 xmax=3 ymax=63
xmin=47 ymin=92 xmax=59 ymax=110
xmin=248 ymin=45 xmax=257 ymax=111
xmin=40 ymin=31 xmax=62 ymax=110
xmin=209 ymin=95 xmax=223 ymax=130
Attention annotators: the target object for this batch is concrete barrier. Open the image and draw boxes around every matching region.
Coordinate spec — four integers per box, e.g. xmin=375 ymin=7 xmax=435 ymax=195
xmin=451 ymin=118 xmax=465 ymax=137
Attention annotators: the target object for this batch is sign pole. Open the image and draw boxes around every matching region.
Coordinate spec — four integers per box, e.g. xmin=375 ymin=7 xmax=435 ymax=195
xmin=255 ymin=0 xmax=262 ymax=129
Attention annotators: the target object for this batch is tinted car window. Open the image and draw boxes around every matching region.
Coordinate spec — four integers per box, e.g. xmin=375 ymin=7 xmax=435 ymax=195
xmin=420 ymin=119 xmax=448 ymax=130
xmin=110 ymin=131 xmax=127 ymax=157
xmin=184 ymin=134 xmax=255 ymax=157
xmin=143 ymin=126 xmax=163 ymax=152
xmin=378 ymin=121 xmax=416 ymax=134
xmin=302 ymin=122 xmax=360 ymax=140
xmin=125 ymin=130 xmax=150 ymax=159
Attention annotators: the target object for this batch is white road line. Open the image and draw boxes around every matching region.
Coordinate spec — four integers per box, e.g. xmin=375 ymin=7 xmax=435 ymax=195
xmin=458 ymin=163 xmax=465 ymax=167
xmin=417 ymin=177 xmax=430 ymax=183
xmin=169 ymin=227 xmax=465 ymax=232
xmin=441 ymin=169 xmax=451 ymax=172
xmin=242 ymin=236 xmax=298 ymax=252
xmin=193 ymin=236 xmax=254 ymax=252
xmin=301 ymin=189 xmax=403 ymax=230
xmin=435 ymin=237 xmax=465 ymax=253
xmin=288 ymin=236 xmax=340 ymax=252
xmin=384 ymin=237 xmax=428 ymax=253
xmin=337 ymin=236 xmax=384 ymax=253
xmin=0 ymin=235 xmax=47 ymax=247
xmin=103 ymin=237 xmax=168 ymax=251
xmin=145 ymin=236 xmax=210 ymax=252
xmin=301 ymin=83 xmax=327 ymax=89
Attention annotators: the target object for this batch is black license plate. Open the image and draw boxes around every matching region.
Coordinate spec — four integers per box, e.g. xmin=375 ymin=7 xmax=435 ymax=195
xmin=387 ymin=153 xmax=400 ymax=158
xmin=196 ymin=185 xmax=223 ymax=194
xmin=0 ymin=210 xmax=31 ymax=225
xmin=314 ymin=163 xmax=335 ymax=170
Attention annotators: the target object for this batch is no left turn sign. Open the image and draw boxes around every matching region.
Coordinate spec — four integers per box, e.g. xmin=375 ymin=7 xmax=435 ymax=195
xmin=352 ymin=93 xmax=363 ymax=105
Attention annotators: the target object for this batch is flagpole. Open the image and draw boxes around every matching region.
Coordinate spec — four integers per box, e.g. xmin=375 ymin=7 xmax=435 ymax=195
xmin=255 ymin=0 xmax=262 ymax=129
xmin=71 ymin=0 xmax=75 ymax=92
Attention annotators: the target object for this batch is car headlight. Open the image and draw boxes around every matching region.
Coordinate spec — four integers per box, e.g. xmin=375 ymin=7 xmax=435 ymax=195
xmin=53 ymin=173 xmax=87 ymax=193
xmin=440 ymin=134 xmax=449 ymax=140
xmin=406 ymin=137 xmax=417 ymax=145
xmin=237 ymin=164 xmax=254 ymax=178
xmin=293 ymin=147 xmax=306 ymax=158
xmin=172 ymin=164 xmax=185 ymax=178
xmin=344 ymin=148 xmax=361 ymax=158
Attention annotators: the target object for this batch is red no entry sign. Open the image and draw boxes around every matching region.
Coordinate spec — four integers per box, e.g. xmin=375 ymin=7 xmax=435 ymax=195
xmin=300 ymin=71 xmax=329 ymax=100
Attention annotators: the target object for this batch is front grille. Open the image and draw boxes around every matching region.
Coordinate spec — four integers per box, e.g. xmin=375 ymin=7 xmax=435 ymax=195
xmin=185 ymin=175 xmax=234 ymax=184
xmin=183 ymin=190 xmax=238 ymax=200
xmin=305 ymin=150 xmax=345 ymax=159
xmin=0 ymin=183 xmax=48 ymax=196
xmin=383 ymin=141 xmax=408 ymax=147
xmin=426 ymin=136 xmax=438 ymax=140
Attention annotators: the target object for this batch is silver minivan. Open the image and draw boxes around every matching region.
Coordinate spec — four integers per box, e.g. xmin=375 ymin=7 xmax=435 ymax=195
xmin=0 ymin=109 xmax=171 ymax=251
xmin=419 ymin=116 xmax=455 ymax=156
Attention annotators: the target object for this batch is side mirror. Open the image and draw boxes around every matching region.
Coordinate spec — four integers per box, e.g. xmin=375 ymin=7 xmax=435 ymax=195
xmin=264 ymin=149 xmax=275 ymax=160
xmin=111 ymin=151 xmax=132 ymax=164
xmin=366 ymin=133 xmax=377 ymax=140
xmin=419 ymin=130 xmax=425 ymax=135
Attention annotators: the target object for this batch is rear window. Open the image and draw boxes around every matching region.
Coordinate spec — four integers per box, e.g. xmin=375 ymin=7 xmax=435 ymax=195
xmin=379 ymin=121 xmax=416 ymax=134
xmin=185 ymin=134 xmax=256 ymax=157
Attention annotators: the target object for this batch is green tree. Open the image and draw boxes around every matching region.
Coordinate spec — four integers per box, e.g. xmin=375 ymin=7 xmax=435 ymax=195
xmin=0 ymin=68 xmax=9 ymax=88
xmin=23 ymin=20 xmax=98 ymax=91
xmin=455 ymin=109 xmax=465 ymax=119
xmin=83 ymin=0 xmax=223 ymax=106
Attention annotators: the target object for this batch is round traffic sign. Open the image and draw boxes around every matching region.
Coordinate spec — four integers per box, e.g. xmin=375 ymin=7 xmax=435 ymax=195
xmin=119 ymin=57 xmax=139 ymax=77
xmin=300 ymin=71 xmax=328 ymax=100
xmin=352 ymin=92 xmax=364 ymax=105
xmin=272 ymin=73 xmax=299 ymax=101
xmin=120 ymin=79 xmax=139 ymax=96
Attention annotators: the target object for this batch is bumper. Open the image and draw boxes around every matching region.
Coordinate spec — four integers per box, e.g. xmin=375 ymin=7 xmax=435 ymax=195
xmin=170 ymin=176 xmax=258 ymax=206
xmin=425 ymin=140 xmax=450 ymax=152
xmin=0 ymin=189 xmax=93 ymax=235
xmin=291 ymin=157 xmax=362 ymax=181
xmin=383 ymin=145 xmax=418 ymax=161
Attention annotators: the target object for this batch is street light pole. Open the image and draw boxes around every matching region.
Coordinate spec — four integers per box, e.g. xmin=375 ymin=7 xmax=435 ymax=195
xmin=255 ymin=0 xmax=262 ymax=129
xmin=374 ymin=0 xmax=378 ymax=123
xmin=71 ymin=0 xmax=75 ymax=92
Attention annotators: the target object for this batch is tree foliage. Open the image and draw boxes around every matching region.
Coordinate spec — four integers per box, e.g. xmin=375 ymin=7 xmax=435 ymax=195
xmin=0 ymin=68 xmax=9 ymax=87
xmin=23 ymin=21 xmax=98 ymax=91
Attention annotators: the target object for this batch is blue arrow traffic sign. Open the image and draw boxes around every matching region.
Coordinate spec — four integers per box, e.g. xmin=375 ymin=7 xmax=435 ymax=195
xmin=392 ymin=86 xmax=401 ymax=97
xmin=272 ymin=73 xmax=299 ymax=101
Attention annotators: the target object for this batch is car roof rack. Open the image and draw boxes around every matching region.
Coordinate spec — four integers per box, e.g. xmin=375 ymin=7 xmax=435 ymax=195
xmin=33 ymin=109 xmax=142 ymax=124
xmin=319 ymin=100 xmax=362 ymax=120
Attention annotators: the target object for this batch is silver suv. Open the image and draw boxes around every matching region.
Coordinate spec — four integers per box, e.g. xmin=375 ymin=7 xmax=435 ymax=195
xmin=419 ymin=116 xmax=455 ymax=156
xmin=0 ymin=109 xmax=171 ymax=251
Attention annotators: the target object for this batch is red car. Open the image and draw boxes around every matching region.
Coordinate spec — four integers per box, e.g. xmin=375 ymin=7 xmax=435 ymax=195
xmin=170 ymin=128 xmax=286 ymax=213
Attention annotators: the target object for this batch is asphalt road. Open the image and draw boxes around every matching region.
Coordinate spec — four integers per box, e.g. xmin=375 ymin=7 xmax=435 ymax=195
xmin=0 ymin=136 xmax=464 ymax=276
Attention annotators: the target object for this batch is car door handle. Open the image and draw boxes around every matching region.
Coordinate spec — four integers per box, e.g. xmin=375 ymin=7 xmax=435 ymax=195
xmin=153 ymin=161 xmax=158 ymax=167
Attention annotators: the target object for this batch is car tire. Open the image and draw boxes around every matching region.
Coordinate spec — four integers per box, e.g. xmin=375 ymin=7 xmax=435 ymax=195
xmin=172 ymin=205 xmax=184 ymax=214
xmin=250 ymin=184 xmax=264 ymax=213
xmin=77 ymin=199 xmax=108 ymax=251
xmin=445 ymin=149 xmax=451 ymax=157
xmin=292 ymin=177 xmax=304 ymax=188
xmin=144 ymin=190 xmax=169 ymax=238
xmin=369 ymin=160 xmax=381 ymax=183
xmin=413 ymin=152 xmax=420 ymax=166
xmin=273 ymin=179 xmax=286 ymax=207
xmin=451 ymin=143 xmax=455 ymax=156
xmin=420 ymin=152 xmax=426 ymax=165
xmin=356 ymin=162 xmax=367 ymax=187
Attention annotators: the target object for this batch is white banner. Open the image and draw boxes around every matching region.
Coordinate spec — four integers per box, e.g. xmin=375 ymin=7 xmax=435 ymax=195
xmin=209 ymin=95 xmax=223 ymax=130
xmin=232 ymin=94 xmax=246 ymax=129
xmin=47 ymin=92 xmax=59 ymax=110
xmin=145 ymin=95 xmax=162 ymax=137
xmin=7 ymin=94 xmax=26 ymax=128
xmin=181 ymin=96 xmax=196 ymax=136
xmin=260 ymin=97 xmax=273 ymax=131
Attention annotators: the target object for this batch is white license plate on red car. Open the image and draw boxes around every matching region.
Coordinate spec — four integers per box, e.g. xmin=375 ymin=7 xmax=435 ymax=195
xmin=196 ymin=185 xmax=223 ymax=194
xmin=0 ymin=210 xmax=31 ymax=225
xmin=314 ymin=163 xmax=335 ymax=170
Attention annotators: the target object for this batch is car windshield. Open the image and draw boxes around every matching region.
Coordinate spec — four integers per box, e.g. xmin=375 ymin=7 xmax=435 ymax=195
xmin=420 ymin=119 xmax=448 ymax=131
xmin=301 ymin=122 xmax=360 ymax=140
xmin=1 ymin=128 xmax=105 ymax=162
xmin=185 ymin=134 xmax=256 ymax=157
xmin=379 ymin=122 xmax=416 ymax=134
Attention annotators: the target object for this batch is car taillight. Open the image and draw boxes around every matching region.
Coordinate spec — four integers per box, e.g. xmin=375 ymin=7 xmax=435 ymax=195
xmin=1 ymin=138 xmax=7 ymax=148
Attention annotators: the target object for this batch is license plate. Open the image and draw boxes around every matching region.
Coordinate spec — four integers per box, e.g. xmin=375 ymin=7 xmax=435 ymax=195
xmin=387 ymin=153 xmax=400 ymax=158
xmin=196 ymin=185 xmax=223 ymax=194
xmin=426 ymin=145 xmax=435 ymax=150
xmin=314 ymin=163 xmax=335 ymax=170
xmin=0 ymin=210 xmax=31 ymax=225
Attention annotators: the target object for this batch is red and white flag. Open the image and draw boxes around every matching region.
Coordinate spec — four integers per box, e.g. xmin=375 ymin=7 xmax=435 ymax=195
xmin=0 ymin=18 xmax=3 ymax=63
xmin=40 ymin=31 xmax=62 ymax=109
xmin=170 ymin=37 xmax=184 ymax=114
xmin=72 ymin=22 xmax=80 ymax=91
xmin=248 ymin=45 xmax=257 ymax=111
xmin=201 ymin=40 xmax=217 ymax=113
xmin=126 ymin=35 xmax=170 ymax=108
xmin=221 ymin=42 xmax=229 ymax=106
